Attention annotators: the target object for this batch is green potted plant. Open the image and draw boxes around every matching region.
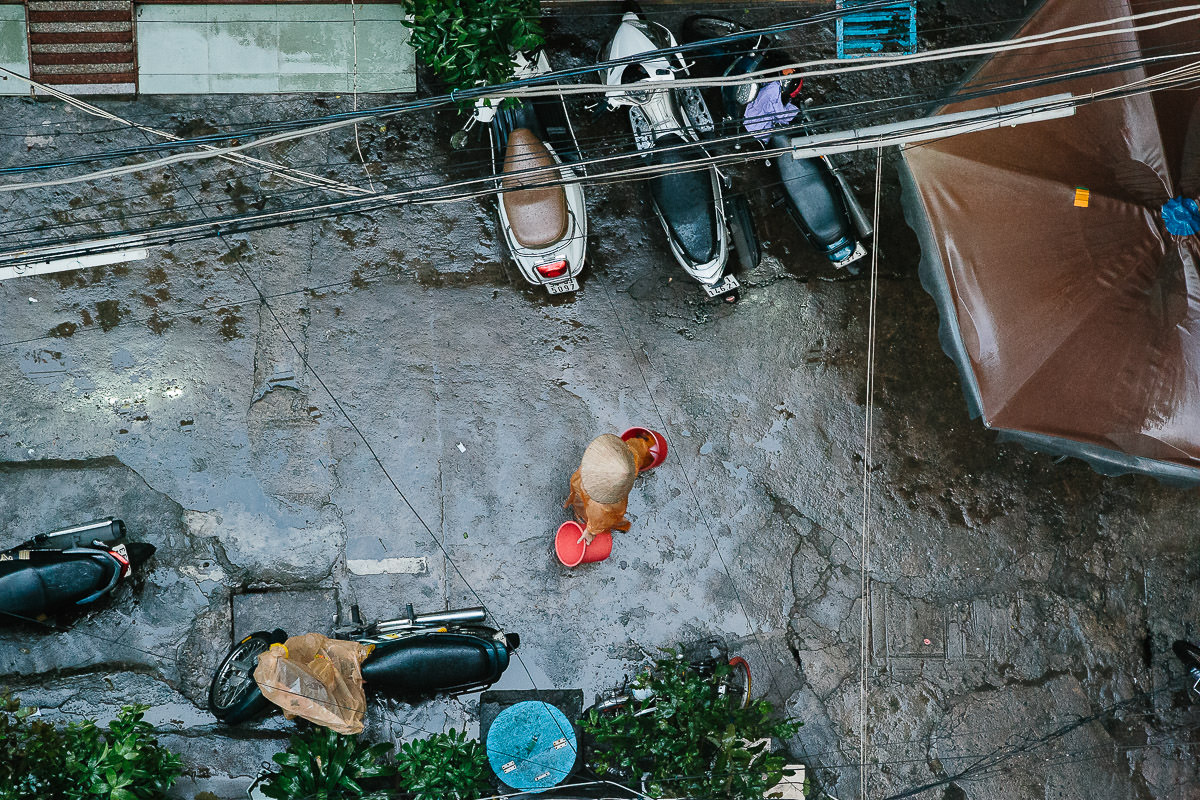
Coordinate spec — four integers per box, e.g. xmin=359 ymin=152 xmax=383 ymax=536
xmin=400 ymin=0 xmax=545 ymax=94
xmin=581 ymin=655 xmax=802 ymax=800
xmin=393 ymin=728 xmax=492 ymax=800
xmin=261 ymin=727 xmax=395 ymax=800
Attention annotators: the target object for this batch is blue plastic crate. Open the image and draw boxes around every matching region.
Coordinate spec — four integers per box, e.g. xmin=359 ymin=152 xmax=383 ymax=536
xmin=837 ymin=0 xmax=917 ymax=59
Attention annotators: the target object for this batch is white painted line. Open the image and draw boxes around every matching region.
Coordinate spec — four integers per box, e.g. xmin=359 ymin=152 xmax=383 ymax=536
xmin=347 ymin=557 xmax=428 ymax=576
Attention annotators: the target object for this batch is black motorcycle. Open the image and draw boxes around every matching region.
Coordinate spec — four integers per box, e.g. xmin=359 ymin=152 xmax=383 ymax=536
xmin=681 ymin=15 xmax=873 ymax=272
xmin=208 ymin=603 xmax=519 ymax=724
xmin=1174 ymin=640 xmax=1200 ymax=694
xmin=0 ymin=518 xmax=154 ymax=624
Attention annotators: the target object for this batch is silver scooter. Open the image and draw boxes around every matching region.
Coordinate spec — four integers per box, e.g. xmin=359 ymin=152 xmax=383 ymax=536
xmin=456 ymin=51 xmax=587 ymax=295
xmin=600 ymin=9 xmax=756 ymax=300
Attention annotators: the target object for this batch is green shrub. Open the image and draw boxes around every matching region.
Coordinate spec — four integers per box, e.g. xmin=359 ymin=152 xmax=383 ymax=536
xmin=401 ymin=0 xmax=544 ymax=93
xmin=393 ymin=728 xmax=491 ymax=800
xmin=0 ymin=695 xmax=183 ymax=800
xmin=581 ymin=655 xmax=802 ymax=800
xmin=262 ymin=727 xmax=395 ymax=800
xmin=0 ymin=693 xmax=74 ymax=800
xmin=65 ymin=705 xmax=184 ymax=800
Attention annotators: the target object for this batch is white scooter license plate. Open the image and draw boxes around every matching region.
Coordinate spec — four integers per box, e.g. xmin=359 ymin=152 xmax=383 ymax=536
xmin=546 ymin=277 xmax=579 ymax=295
xmin=834 ymin=242 xmax=868 ymax=270
xmin=702 ymin=274 xmax=740 ymax=298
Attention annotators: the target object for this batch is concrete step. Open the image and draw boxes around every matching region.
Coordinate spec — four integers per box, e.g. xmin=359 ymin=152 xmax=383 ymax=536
xmin=25 ymin=0 xmax=137 ymax=94
xmin=30 ymin=41 xmax=134 ymax=54
xmin=27 ymin=0 xmax=133 ymax=10
xmin=30 ymin=69 xmax=136 ymax=83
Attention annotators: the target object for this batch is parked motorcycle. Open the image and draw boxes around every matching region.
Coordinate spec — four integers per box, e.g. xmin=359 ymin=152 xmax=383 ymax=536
xmin=0 ymin=517 xmax=155 ymax=624
xmin=600 ymin=8 xmax=758 ymax=300
xmin=681 ymin=15 xmax=872 ymax=272
xmin=1174 ymin=640 xmax=1200 ymax=694
xmin=454 ymin=50 xmax=587 ymax=295
xmin=208 ymin=603 xmax=519 ymax=724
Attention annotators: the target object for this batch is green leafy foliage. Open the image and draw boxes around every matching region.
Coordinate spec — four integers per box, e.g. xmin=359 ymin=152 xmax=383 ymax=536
xmin=64 ymin=705 xmax=184 ymax=800
xmin=261 ymin=727 xmax=395 ymax=800
xmin=400 ymin=0 xmax=544 ymax=93
xmin=0 ymin=693 xmax=74 ymax=800
xmin=393 ymin=728 xmax=492 ymax=800
xmin=0 ymin=695 xmax=183 ymax=800
xmin=581 ymin=655 xmax=803 ymax=800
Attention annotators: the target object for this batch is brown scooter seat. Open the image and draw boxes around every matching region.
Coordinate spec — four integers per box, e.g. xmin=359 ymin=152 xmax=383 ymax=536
xmin=501 ymin=128 xmax=568 ymax=249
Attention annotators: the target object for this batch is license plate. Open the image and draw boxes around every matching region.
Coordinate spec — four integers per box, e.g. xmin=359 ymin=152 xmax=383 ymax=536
xmin=834 ymin=242 xmax=868 ymax=269
xmin=702 ymin=274 xmax=740 ymax=298
xmin=546 ymin=277 xmax=578 ymax=295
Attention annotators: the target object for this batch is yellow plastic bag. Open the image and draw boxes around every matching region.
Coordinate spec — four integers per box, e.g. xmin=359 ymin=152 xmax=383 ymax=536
xmin=253 ymin=633 xmax=373 ymax=734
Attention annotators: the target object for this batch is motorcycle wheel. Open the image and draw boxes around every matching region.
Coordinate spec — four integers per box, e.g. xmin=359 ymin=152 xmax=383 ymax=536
xmin=727 ymin=194 xmax=761 ymax=271
xmin=208 ymin=629 xmax=286 ymax=723
xmin=723 ymin=656 xmax=753 ymax=710
xmin=1173 ymin=640 xmax=1200 ymax=674
xmin=681 ymin=14 xmax=746 ymax=44
xmin=581 ymin=694 xmax=640 ymax=783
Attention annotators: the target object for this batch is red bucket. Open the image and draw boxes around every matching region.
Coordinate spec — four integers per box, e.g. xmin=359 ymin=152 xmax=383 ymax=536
xmin=555 ymin=521 xmax=613 ymax=568
xmin=621 ymin=427 xmax=668 ymax=471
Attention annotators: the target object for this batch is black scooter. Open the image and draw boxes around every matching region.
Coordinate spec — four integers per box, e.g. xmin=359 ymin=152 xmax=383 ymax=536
xmin=0 ymin=518 xmax=154 ymax=624
xmin=208 ymin=603 xmax=518 ymax=724
xmin=682 ymin=16 xmax=872 ymax=272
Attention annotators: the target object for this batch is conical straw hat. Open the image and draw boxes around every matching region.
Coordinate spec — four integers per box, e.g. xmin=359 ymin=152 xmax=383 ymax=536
xmin=580 ymin=434 xmax=636 ymax=504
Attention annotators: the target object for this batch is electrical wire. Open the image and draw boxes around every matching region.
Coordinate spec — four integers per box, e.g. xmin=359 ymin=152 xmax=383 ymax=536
xmin=5 ymin=54 xmax=1196 ymax=270
xmin=2 ymin=0 xmax=1175 ymax=177
xmin=2 ymin=30 xmax=1193 ymax=253
xmin=0 ymin=68 xmax=368 ymax=197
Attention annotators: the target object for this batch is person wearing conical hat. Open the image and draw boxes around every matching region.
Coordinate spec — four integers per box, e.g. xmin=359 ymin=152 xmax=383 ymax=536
xmin=564 ymin=433 xmax=654 ymax=544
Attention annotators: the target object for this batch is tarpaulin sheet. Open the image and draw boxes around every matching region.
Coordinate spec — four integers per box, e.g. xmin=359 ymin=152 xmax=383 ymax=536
xmin=900 ymin=0 xmax=1200 ymax=484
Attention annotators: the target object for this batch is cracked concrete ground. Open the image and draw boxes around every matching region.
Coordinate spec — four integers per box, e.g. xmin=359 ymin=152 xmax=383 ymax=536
xmin=2 ymin=3 xmax=1200 ymax=799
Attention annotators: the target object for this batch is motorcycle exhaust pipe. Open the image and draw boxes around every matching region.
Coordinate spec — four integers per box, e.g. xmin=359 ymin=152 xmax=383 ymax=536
xmin=825 ymin=157 xmax=875 ymax=240
xmin=374 ymin=606 xmax=488 ymax=632
xmin=33 ymin=518 xmax=125 ymax=548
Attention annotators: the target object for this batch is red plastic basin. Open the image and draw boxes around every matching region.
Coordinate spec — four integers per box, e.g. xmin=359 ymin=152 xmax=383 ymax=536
xmin=555 ymin=521 xmax=613 ymax=568
xmin=621 ymin=427 xmax=668 ymax=471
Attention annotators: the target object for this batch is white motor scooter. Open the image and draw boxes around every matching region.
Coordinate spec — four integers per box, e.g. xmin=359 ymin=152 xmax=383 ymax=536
xmin=456 ymin=51 xmax=587 ymax=295
xmin=600 ymin=9 xmax=756 ymax=300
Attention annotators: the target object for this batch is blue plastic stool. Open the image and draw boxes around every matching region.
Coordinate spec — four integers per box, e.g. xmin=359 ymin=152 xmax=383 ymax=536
xmin=837 ymin=0 xmax=918 ymax=59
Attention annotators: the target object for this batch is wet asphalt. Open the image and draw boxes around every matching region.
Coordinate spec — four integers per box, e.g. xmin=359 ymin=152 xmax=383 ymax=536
xmin=1 ymin=2 xmax=1200 ymax=799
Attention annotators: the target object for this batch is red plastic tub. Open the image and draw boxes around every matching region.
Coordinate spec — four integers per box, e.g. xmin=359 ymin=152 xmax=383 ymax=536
xmin=555 ymin=521 xmax=613 ymax=568
xmin=621 ymin=427 xmax=668 ymax=471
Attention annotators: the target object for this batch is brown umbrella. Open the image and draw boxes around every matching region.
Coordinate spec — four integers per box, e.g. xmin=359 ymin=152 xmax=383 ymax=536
xmin=900 ymin=0 xmax=1200 ymax=483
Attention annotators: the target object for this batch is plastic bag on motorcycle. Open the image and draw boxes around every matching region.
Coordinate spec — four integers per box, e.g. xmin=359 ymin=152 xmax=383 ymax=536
xmin=253 ymin=633 xmax=373 ymax=734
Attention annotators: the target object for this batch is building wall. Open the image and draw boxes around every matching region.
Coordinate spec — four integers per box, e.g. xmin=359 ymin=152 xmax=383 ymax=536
xmin=135 ymin=3 xmax=414 ymax=93
xmin=0 ymin=5 xmax=29 ymax=95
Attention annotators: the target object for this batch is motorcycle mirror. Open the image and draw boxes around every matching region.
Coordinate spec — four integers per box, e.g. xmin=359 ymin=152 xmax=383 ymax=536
xmin=449 ymin=130 xmax=470 ymax=150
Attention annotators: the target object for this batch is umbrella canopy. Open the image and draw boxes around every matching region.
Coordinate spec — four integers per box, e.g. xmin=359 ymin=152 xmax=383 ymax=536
xmin=900 ymin=0 xmax=1200 ymax=484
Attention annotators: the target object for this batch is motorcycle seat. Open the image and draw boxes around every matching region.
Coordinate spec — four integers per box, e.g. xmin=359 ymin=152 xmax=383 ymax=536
xmin=361 ymin=631 xmax=509 ymax=697
xmin=647 ymin=135 xmax=717 ymax=264
xmin=501 ymin=128 xmax=568 ymax=249
xmin=770 ymin=133 xmax=846 ymax=245
xmin=0 ymin=553 xmax=118 ymax=620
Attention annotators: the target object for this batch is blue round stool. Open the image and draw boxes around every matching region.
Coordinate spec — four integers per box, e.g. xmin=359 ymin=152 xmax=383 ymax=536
xmin=485 ymin=701 xmax=577 ymax=793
